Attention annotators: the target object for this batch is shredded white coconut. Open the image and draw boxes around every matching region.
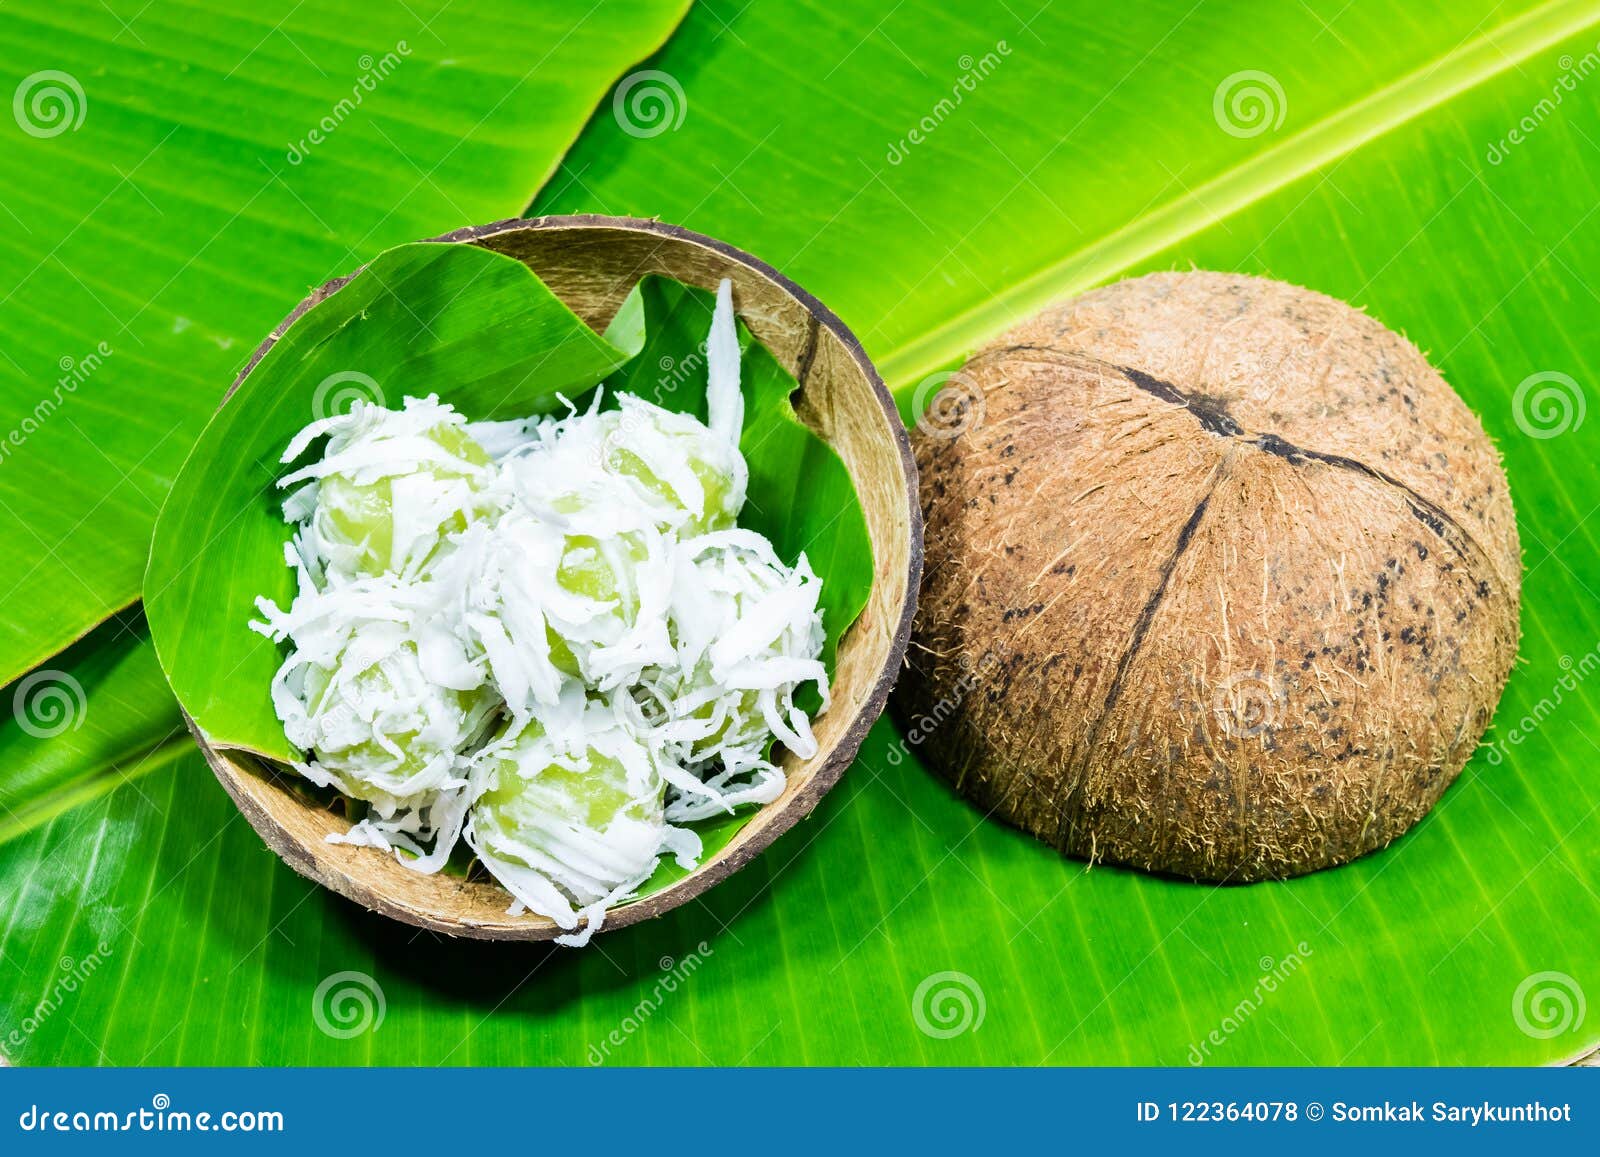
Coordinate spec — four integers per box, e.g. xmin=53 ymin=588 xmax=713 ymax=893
xmin=251 ymin=279 xmax=829 ymax=943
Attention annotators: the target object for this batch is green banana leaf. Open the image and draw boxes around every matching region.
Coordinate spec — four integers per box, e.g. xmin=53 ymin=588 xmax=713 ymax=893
xmin=0 ymin=0 xmax=689 ymax=688
xmin=5 ymin=0 xmax=1600 ymax=1065
xmin=0 ymin=611 xmax=183 ymax=847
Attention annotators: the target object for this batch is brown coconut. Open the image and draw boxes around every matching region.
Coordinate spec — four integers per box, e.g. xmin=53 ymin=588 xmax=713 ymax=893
xmin=897 ymin=272 xmax=1520 ymax=881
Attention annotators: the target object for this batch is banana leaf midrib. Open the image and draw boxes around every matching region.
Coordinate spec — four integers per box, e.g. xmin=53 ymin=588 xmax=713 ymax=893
xmin=876 ymin=0 xmax=1600 ymax=389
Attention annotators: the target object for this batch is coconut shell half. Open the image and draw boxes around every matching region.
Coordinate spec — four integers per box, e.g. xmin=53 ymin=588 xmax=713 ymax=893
xmin=898 ymin=272 xmax=1520 ymax=881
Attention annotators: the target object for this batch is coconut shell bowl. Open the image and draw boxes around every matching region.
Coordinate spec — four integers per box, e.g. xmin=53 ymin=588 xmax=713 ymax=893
xmin=194 ymin=216 xmax=922 ymax=941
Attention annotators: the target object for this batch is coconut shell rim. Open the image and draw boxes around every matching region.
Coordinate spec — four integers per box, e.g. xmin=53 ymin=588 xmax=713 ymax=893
xmin=192 ymin=213 xmax=923 ymax=942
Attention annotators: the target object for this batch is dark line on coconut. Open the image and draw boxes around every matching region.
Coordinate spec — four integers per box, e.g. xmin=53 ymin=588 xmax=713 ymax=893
xmin=1119 ymin=366 xmax=1245 ymax=438
xmin=1105 ymin=488 xmax=1218 ymax=718
xmin=1053 ymin=463 xmax=1228 ymax=851
xmin=1247 ymin=433 xmax=1481 ymax=568
xmin=1113 ymin=364 xmax=1504 ymax=583
xmin=980 ymin=345 xmax=1510 ymax=597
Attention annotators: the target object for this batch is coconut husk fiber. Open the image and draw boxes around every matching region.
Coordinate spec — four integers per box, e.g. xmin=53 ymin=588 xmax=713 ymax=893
xmin=897 ymin=271 xmax=1520 ymax=881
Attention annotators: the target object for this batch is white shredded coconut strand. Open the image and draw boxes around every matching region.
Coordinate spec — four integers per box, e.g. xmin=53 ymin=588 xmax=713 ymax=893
xmin=252 ymin=279 xmax=828 ymax=943
xmin=706 ymin=278 xmax=744 ymax=446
